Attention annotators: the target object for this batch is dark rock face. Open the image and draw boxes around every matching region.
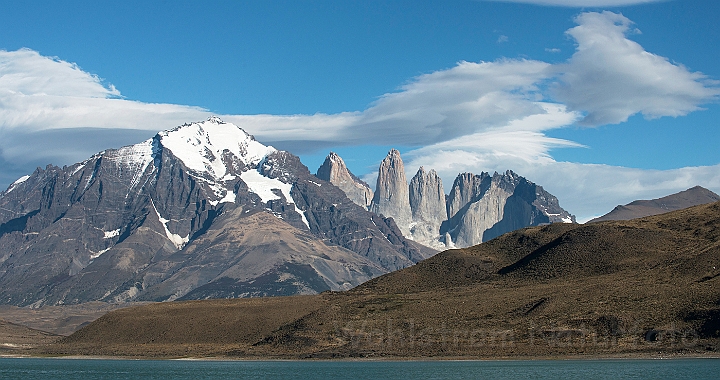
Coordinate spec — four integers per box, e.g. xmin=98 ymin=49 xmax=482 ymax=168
xmin=0 ymin=118 xmax=433 ymax=307
xmin=315 ymin=152 xmax=373 ymax=209
xmin=370 ymin=149 xmax=412 ymax=235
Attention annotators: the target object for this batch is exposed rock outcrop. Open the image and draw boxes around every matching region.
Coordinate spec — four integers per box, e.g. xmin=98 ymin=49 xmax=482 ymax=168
xmin=369 ymin=149 xmax=412 ymax=235
xmin=315 ymin=152 xmax=373 ymax=209
xmin=408 ymin=167 xmax=446 ymax=247
xmin=441 ymin=170 xmax=575 ymax=247
xmin=335 ymin=149 xmax=574 ymax=250
xmin=445 ymin=172 xmax=491 ymax=219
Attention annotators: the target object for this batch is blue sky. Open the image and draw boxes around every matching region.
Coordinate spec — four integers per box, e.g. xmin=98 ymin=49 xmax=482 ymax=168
xmin=0 ymin=0 xmax=719 ymax=221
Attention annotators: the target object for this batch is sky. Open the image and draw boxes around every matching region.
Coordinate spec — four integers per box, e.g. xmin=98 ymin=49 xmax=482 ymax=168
xmin=0 ymin=0 xmax=719 ymax=222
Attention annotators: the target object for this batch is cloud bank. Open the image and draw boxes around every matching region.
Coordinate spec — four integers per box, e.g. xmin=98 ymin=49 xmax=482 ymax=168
xmin=1 ymin=12 xmax=718 ymax=221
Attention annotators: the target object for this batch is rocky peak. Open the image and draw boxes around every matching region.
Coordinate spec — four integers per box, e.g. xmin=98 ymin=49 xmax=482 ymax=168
xmin=408 ymin=167 xmax=446 ymax=248
xmin=259 ymin=151 xmax=305 ymax=184
xmin=492 ymin=170 xmax=523 ymax=193
xmin=446 ymin=172 xmax=491 ymax=219
xmin=370 ymin=149 xmax=412 ymax=235
xmin=409 ymin=167 xmax=446 ymax=223
xmin=0 ymin=120 xmax=435 ymax=307
xmin=316 ymin=152 xmax=373 ymax=208
xmin=441 ymin=170 xmax=574 ymax=248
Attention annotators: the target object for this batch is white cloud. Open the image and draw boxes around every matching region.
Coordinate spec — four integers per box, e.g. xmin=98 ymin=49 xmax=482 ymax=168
xmin=0 ymin=49 xmax=210 ymax=134
xmin=0 ymin=48 xmax=120 ymax=99
xmin=1 ymin=49 xmax=556 ymax=153
xmin=553 ymin=11 xmax=720 ymax=126
xmin=481 ymin=0 xmax=669 ymax=7
xmin=1 ymin=10 xmax=719 ymax=221
xmin=339 ymin=59 xmax=553 ymax=145
xmin=4 ymin=11 xmax=715 ymax=152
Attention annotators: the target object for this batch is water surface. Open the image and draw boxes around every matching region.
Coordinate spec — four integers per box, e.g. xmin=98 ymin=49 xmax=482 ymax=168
xmin=1 ymin=357 xmax=718 ymax=379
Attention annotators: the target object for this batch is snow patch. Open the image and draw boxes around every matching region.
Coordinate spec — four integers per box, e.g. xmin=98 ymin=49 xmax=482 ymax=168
xmin=70 ymin=162 xmax=86 ymax=176
xmin=308 ymin=180 xmax=322 ymax=187
xmin=12 ymin=175 xmax=30 ymax=186
xmin=5 ymin=175 xmax=30 ymax=193
xmin=106 ymin=138 xmax=155 ymax=190
xmin=240 ymin=169 xmax=310 ymax=229
xmin=151 ymin=200 xmax=189 ymax=250
xmin=159 ymin=118 xmax=275 ymax=180
xmin=90 ymin=248 xmax=111 ymax=260
xmin=215 ymin=190 xmax=237 ymax=205
xmin=240 ymin=170 xmax=289 ymax=203
xmin=104 ymin=229 xmax=120 ymax=239
xmin=546 ymin=212 xmax=574 ymax=224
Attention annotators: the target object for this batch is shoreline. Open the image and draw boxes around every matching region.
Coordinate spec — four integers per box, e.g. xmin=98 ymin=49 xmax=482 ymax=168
xmin=3 ymin=350 xmax=720 ymax=362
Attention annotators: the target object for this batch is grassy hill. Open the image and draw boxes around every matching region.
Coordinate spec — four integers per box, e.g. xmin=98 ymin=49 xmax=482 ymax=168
xmin=40 ymin=201 xmax=720 ymax=359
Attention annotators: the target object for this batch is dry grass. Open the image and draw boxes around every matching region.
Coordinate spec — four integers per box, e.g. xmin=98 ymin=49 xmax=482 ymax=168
xmin=35 ymin=201 xmax=720 ymax=359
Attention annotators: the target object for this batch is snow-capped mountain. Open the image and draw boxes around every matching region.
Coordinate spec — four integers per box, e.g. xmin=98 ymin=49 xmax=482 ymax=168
xmin=0 ymin=118 xmax=432 ymax=307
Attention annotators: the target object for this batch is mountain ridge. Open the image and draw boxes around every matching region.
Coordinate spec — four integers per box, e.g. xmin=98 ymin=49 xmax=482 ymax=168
xmin=588 ymin=186 xmax=720 ymax=223
xmin=0 ymin=118 xmax=432 ymax=307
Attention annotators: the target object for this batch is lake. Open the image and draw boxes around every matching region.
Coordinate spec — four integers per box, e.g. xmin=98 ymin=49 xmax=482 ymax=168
xmin=1 ymin=357 xmax=718 ymax=379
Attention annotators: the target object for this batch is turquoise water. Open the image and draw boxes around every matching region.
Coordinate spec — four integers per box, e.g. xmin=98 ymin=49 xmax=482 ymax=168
xmin=0 ymin=357 xmax=718 ymax=379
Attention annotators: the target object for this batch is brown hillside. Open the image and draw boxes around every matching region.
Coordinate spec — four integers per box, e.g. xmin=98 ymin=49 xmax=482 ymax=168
xmin=42 ymin=202 xmax=720 ymax=359
xmin=0 ymin=319 xmax=61 ymax=354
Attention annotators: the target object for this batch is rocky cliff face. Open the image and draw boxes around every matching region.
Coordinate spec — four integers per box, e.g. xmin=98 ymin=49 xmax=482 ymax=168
xmin=408 ymin=167 xmax=446 ymax=247
xmin=324 ymin=151 xmax=574 ymax=250
xmin=315 ymin=152 xmax=373 ymax=209
xmin=445 ymin=172 xmax=491 ymax=219
xmin=369 ymin=149 xmax=413 ymax=235
xmin=441 ymin=170 xmax=575 ymax=247
xmin=0 ymin=118 xmax=433 ymax=307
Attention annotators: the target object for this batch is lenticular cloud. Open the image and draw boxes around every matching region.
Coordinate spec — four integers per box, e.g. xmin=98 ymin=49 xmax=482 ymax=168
xmin=1 ymin=11 xmax=719 ymax=220
xmin=1 ymin=12 xmax=718 ymax=151
xmin=0 ymin=48 xmax=119 ymax=98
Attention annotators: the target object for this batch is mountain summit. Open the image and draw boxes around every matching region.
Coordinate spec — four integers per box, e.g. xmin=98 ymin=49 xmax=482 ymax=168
xmin=0 ymin=118 xmax=432 ymax=307
xmin=370 ymin=149 xmax=413 ymax=235
xmin=334 ymin=150 xmax=574 ymax=249
xmin=315 ymin=152 xmax=373 ymax=209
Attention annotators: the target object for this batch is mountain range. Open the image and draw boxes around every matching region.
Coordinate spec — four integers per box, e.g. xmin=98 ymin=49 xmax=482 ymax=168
xmin=0 ymin=117 xmax=572 ymax=307
xmin=318 ymin=148 xmax=574 ymax=249
xmin=0 ymin=118 xmax=433 ymax=306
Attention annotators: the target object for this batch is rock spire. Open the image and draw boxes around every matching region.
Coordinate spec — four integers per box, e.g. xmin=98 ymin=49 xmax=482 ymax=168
xmin=316 ymin=152 xmax=373 ymax=208
xmin=370 ymin=149 xmax=412 ymax=235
